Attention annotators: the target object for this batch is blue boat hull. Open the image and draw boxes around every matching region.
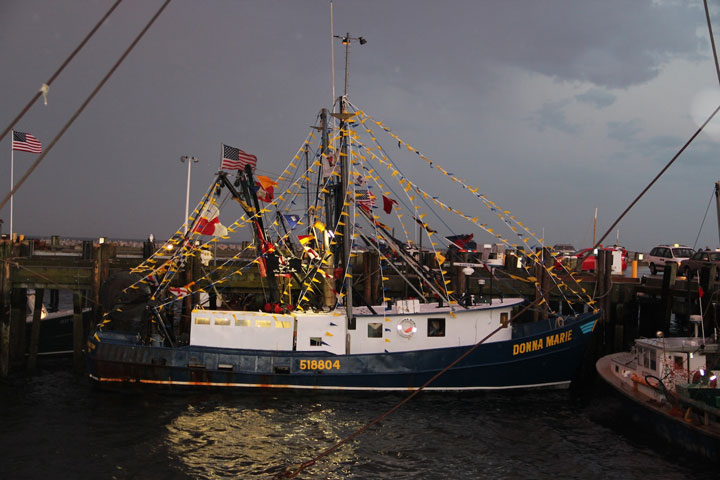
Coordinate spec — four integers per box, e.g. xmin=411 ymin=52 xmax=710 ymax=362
xmin=86 ymin=311 xmax=599 ymax=392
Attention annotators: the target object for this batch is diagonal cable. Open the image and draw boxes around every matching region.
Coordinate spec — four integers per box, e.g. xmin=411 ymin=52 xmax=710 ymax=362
xmin=0 ymin=0 xmax=172 ymax=212
xmin=0 ymin=0 xmax=123 ymax=143
xmin=271 ymin=297 xmax=543 ymax=479
xmin=594 ymin=103 xmax=720 ymax=249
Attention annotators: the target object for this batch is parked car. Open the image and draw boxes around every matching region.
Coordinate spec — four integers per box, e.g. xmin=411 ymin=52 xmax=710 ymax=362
xmin=679 ymin=249 xmax=720 ymax=279
xmin=552 ymin=244 xmax=576 ymax=257
xmin=646 ymin=244 xmax=695 ymax=275
xmin=574 ymin=246 xmax=628 ymax=272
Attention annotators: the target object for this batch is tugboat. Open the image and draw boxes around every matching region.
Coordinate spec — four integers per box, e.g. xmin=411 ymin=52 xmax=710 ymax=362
xmin=596 ymin=316 xmax=720 ymax=460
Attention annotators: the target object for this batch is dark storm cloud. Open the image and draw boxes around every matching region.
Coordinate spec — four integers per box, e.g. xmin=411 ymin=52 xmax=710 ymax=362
xmin=0 ymin=0 xmax=718 ymax=250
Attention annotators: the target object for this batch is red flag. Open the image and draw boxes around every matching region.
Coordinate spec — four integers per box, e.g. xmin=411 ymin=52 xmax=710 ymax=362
xmin=447 ymin=234 xmax=474 ymax=249
xmin=256 ymin=183 xmax=274 ymax=202
xmin=192 ymin=204 xmax=228 ymax=236
xmin=382 ymin=195 xmax=398 ymax=214
xmin=699 ymin=286 xmax=705 ymax=298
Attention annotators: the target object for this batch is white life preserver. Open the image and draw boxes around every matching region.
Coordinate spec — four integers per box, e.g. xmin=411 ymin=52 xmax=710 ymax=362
xmin=397 ymin=318 xmax=417 ymax=338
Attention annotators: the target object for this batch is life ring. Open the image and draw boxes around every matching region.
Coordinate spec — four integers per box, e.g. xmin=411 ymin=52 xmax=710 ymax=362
xmin=397 ymin=318 xmax=417 ymax=338
xmin=554 ymin=317 xmax=565 ymax=328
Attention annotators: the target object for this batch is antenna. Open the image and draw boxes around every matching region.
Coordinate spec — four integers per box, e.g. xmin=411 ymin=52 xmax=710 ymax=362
xmin=330 ymin=1 xmax=335 ymax=111
xmin=333 ymin=33 xmax=367 ymax=98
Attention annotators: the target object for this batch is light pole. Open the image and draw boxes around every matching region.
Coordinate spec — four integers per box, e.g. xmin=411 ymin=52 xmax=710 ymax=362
xmin=180 ymin=156 xmax=198 ymax=233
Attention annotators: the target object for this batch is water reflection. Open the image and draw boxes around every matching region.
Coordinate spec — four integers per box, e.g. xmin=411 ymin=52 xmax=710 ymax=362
xmin=164 ymin=395 xmax=364 ymax=478
xmin=2 ymin=373 xmax=718 ymax=479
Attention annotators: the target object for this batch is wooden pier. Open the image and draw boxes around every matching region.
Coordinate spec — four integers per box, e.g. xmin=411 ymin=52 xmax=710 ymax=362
xmin=1 ymin=238 xmax=717 ymax=378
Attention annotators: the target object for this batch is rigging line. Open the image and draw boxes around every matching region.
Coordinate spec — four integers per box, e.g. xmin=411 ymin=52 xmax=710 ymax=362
xmin=352 ymin=156 xmax=451 ymax=298
xmin=356 ymin=231 xmax=427 ymax=300
xmin=692 ymin=187 xmax=715 ymax=250
xmin=364 ymin=132 xmax=587 ymax=307
xmin=347 ymin=109 xmax=457 ymax=236
xmin=120 ymin=182 xmax=219 ymax=304
xmin=357 ymin=135 xmax=581 ymax=309
xmin=272 ymin=296 xmax=544 ymax=480
xmin=341 ymin=106 xmax=586 ymax=308
xmin=359 ymin=216 xmax=454 ymax=306
xmin=353 ymin=106 xmax=565 ymax=278
xmin=0 ymin=0 xmax=123 ymax=143
xmin=593 ymin=103 xmax=720 ymax=251
xmin=0 ymin=0 xmax=173 ymax=212
xmin=704 ymin=0 xmax=720 ymax=87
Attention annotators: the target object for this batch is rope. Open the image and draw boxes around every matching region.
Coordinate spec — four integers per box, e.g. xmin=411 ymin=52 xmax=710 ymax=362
xmin=272 ymin=297 xmax=542 ymax=479
xmin=704 ymin=0 xmax=720 ymax=87
xmin=593 ymin=103 xmax=720 ymax=251
xmin=0 ymin=0 xmax=173 ymax=212
xmin=0 ymin=0 xmax=124 ymax=143
xmin=692 ymin=187 xmax=715 ymax=250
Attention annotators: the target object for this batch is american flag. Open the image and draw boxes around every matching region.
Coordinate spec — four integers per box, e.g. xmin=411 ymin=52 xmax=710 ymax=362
xmin=356 ymin=189 xmax=376 ymax=211
xmin=12 ymin=131 xmax=42 ymax=153
xmin=221 ymin=144 xmax=257 ymax=170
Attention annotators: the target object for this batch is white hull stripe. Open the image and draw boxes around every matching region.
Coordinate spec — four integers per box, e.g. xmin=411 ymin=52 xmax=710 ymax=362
xmin=88 ymin=374 xmax=569 ymax=391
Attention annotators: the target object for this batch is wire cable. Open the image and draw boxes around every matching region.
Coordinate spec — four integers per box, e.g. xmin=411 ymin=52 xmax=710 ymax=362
xmin=0 ymin=0 xmax=173 ymax=212
xmin=0 ymin=0 xmax=124 ymax=143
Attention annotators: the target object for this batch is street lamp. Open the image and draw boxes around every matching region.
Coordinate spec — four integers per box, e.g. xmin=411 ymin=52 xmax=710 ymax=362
xmin=180 ymin=156 xmax=199 ymax=233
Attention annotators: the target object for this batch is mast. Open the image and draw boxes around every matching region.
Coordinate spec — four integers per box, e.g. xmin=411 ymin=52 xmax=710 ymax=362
xmin=340 ymin=96 xmax=353 ymax=325
xmin=715 ymin=181 xmax=720 ymax=245
xmin=593 ymin=207 xmax=598 ymax=245
xmin=334 ymin=33 xmax=366 ymax=326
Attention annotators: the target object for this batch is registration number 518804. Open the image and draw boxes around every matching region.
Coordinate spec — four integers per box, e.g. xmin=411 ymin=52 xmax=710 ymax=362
xmin=299 ymin=359 xmax=340 ymax=370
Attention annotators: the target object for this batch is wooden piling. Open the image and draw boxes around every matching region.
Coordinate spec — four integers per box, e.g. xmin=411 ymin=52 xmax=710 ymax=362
xmin=27 ymin=287 xmax=44 ymax=372
xmin=363 ymin=252 xmax=372 ymax=306
xmin=1 ymin=241 xmax=10 ymax=377
xmin=92 ymin=242 xmax=113 ymax=326
xmin=596 ymin=250 xmax=612 ymax=323
xmin=9 ymin=287 xmax=28 ymax=369
xmin=661 ymin=262 xmax=678 ymax=334
xmin=72 ymin=290 xmax=84 ymax=371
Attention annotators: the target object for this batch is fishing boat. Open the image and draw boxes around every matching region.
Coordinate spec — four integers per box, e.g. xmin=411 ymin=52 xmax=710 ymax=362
xmin=596 ymin=317 xmax=720 ymax=460
xmin=25 ymin=290 xmax=92 ymax=354
xmin=86 ymin=37 xmax=601 ymax=392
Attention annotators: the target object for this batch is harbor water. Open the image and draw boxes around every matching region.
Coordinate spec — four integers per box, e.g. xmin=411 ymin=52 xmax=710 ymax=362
xmin=0 ymin=361 xmax=717 ymax=480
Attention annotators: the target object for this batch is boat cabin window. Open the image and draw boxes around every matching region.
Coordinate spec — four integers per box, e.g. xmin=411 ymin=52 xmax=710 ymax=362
xmin=367 ymin=322 xmax=382 ymax=338
xmin=310 ymin=337 xmax=322 ymax=346
xmin=640 ymin=348 xmax=657 ymax=370
xmin=195 ymin=317 xmax=210 ymax=325
xmin=428 ymin=318 xmax=446 ymax=337
xmin=708 ymin=353 xmax=720 ymax=370
xmin=673 ymin=355 xmax=684 ymax=370
xmin=214 ymin=318 xmax=230 ymax=326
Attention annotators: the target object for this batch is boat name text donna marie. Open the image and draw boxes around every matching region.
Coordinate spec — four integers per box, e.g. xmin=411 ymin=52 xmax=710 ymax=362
xmin=512 ymin=330 xmax=573 ymax=356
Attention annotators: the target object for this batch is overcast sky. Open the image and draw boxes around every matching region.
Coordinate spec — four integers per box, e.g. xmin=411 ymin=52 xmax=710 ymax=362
xmin=2 ymin=0 xmax=720 ymax=252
